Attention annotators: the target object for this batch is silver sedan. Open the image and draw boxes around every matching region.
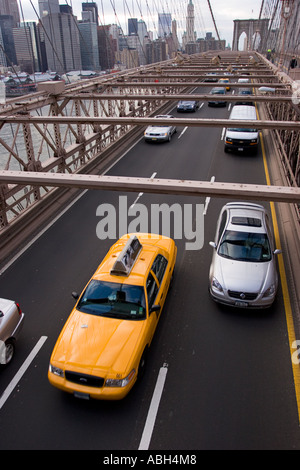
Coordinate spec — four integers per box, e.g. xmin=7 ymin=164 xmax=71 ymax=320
xmin=209 ymin=202 xmax=281 ymax=309
xmin=144 ymin=115 xmax=177 ymax=142
xmin=0 ymin=298 xmax=25 ymax=365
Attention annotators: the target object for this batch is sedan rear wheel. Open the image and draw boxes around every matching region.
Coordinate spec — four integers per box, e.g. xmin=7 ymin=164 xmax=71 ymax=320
xmin=4 ymin=340 xmax=15 ymax=365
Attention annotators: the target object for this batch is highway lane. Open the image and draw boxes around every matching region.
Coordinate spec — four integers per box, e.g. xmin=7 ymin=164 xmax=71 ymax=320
xmin=0 ymin=90 xmax=300 ymax=450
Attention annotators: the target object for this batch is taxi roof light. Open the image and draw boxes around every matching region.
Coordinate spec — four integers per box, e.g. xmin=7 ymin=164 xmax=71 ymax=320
xmin=110 ymin=236 xmax=142 ymax=276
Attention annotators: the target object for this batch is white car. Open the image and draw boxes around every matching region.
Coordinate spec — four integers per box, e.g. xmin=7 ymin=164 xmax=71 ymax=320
xmin=0 ymin=298 xmax=25 ymax=365
xmin=144 ymin=115 xmax=177 ymax=142
xmin=209 ymin=202 xmax=281 ymax=309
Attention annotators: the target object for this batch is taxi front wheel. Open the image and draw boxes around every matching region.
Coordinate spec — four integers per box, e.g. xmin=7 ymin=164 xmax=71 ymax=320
xmin=138 ymin=349 xmax=148 ymax=380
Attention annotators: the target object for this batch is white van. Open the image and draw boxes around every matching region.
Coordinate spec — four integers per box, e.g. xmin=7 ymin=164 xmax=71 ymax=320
xmin=224 ymin=105 xmax=259 ymax=154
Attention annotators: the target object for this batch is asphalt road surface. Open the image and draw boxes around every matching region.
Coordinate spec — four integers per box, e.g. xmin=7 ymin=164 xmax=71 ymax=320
xmin=0 ymin=88 xmax=299 ymax=451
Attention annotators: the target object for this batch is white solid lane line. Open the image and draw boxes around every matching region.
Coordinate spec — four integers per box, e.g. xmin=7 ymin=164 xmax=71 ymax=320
xmin=0 ymin=336 xmax=48 ymax=410
xmin=138 ymin=364 xmax=168 ymax=450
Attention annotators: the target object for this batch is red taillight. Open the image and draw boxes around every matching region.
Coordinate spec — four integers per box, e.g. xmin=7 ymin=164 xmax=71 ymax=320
xmin=16 ymin=303 xmax=22 ymax=315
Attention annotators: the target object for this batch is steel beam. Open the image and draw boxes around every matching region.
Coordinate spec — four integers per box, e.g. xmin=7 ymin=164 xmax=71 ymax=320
xmin=0 ymin=171 xmax=299 ymax=203
xmin=65 ymin=93 xmax=294 ymax=103
xmin=1 ymin=116 xmax=299 ymax=131
xmin=96 ymin=82 xmax=286 ymax=88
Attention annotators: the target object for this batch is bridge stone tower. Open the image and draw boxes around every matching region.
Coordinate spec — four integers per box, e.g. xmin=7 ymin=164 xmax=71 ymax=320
xmin=232 ymin=19 xmax=269 ymax=51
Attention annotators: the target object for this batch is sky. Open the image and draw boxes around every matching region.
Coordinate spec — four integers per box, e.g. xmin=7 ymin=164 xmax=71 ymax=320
xmin=18 ymin=0 xmax=263 ymax=47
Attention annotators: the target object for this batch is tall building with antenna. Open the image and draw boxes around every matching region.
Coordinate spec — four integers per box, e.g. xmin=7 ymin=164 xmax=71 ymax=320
xmin=182 ymin=0 xmax=197 ymax=50
xmin=186 ymin=0 xmax=196 ymax=43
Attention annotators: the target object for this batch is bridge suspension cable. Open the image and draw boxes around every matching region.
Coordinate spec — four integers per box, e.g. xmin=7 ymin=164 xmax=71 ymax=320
xmin=206 ymin=0 xmax=222 ymax=43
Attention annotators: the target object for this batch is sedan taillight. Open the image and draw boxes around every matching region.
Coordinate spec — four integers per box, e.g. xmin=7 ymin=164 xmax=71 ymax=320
xmin=16 ymin=303 xmax=22 ymax=315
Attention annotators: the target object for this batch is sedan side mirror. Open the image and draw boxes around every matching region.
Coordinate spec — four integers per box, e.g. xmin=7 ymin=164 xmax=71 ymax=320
xmin=209 ymin=241 xmax=217 ymax=249
xmin=273 ymin=249 xmax=282 ymax=255
xmin=72 ymin=292 xmax=79 ymax=300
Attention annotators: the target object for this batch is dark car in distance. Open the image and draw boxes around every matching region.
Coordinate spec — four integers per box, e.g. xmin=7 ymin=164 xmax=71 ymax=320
xmin=236 ymin=88 xmax=254 ymax=106
xmin=208 ymin=87 xmax=227 ymax=107
xmin=177 ymin=100 xmax=200 ymax=112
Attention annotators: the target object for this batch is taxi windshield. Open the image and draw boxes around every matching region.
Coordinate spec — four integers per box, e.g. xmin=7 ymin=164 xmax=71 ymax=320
xmin=77 ymin=280 xmax=146 ymax=319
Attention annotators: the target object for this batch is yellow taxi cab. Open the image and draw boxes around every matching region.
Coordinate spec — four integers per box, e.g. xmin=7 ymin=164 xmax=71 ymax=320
xmin=218 ymin=78 xmax=230 ymax=91
xmin=48 ymin=233 xmax=177 ymax=400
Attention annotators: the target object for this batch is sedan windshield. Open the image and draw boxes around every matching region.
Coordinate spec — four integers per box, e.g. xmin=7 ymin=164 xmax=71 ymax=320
xmin=218 ymin=230 xmax=271 ymax=262
xmin=77 ymin=280 xmax=146 ymax=319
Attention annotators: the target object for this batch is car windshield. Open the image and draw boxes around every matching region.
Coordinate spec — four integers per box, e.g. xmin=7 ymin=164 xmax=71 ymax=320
xmin=228 ymin=127 xmax=257 ymax=132
xmin=77 ymin=280 xmax=146 ymax=319
xmin=211 ymin=88 xmax=224 ymax=94
xmin=218 ymin=230 xmax=271 ymax=262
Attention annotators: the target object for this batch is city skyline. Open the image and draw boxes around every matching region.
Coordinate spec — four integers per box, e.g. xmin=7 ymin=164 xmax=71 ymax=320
xmin=17 ymin=0 xmax=262 ymax=47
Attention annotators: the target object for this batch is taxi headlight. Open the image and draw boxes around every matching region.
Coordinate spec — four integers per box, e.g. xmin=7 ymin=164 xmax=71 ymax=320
xmin=105 ymin=369 xmax=136 ymax=388
xmin=49 ymin=364 xmax=64 ymax=378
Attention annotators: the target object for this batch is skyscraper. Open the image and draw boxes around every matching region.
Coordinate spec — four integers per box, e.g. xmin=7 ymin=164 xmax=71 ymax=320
xmin=78 ymin=14 xmax=100 ymax=70
xmin=186 ymin=0 xmax=196 ymax=43
xmin=39 ymin=0 xmax=81 ymax=73
xmin=0 ymin=0 xmax=20 ymax=26
xmin=38 ymin=0 xmax=60 ymax=17
xmin=128 ymin=18 xmax=138 ymax=36
xmin=0 ymin=15 xmax=17 ymax=65
xmin=158 ymin=13 xmax=172 ymax=38
xmin=82 ymin=2 xmax=99 ymax=26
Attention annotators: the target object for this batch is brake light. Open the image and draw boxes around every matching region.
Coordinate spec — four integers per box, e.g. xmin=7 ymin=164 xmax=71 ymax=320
xmin=16 ymin=303 xmax=22 ymax=315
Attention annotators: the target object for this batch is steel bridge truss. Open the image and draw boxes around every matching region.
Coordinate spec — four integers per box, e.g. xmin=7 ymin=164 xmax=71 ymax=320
xmin=0 ymin=52 xmax=299 ymax=231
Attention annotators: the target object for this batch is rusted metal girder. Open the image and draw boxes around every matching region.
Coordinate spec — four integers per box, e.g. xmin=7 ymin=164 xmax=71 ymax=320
xmin=0 ymin=116 xmax=299 ymax=131
xmin=0 ymin=171 xmax=299 ymax=204
xmin=64 ymin=93 xmax=294 ymax=103
xmin=95 ymin=82 xmax=286 ymax=89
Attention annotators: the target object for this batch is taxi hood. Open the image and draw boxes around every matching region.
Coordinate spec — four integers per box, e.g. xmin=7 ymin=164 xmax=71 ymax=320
xmin=51 ymin=310 xmax=145 ymax=376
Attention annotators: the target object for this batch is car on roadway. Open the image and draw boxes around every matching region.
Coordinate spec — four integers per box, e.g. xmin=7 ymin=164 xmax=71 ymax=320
xmin=218 ymin=78 xmax=231 ymax=90
xmin=238 ymin=78 xmax=250 ymax=84
xmin=208 ymin=87 xmax=227 ymax=107
xmin=204 ymin=72 xmax=218 ymax=82
xmin=0 ymin=298 xmax=25 ymax=365
xmin=236 ymin=88 xmax=254 ymax=106
xmin=177 ymin=100 xmax=200 ymax=112
xmin=144 ymin=114 xmax=177 ymax=142
xmin=224 ymin=105 xmax=259 ymax=154
xmin=48 ymin=233 xmax=177 ymax=400
xmin=209 ymin=202 xmax=281 ymax=309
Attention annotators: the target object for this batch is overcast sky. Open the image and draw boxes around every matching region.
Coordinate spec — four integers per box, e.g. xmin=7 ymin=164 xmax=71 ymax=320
xmin=18 ymin=0 xmax=263 ymax=46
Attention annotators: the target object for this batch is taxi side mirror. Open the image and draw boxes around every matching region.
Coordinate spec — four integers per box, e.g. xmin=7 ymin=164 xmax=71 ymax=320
xmin=150 ymin=304 xmax=160 ymax=314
